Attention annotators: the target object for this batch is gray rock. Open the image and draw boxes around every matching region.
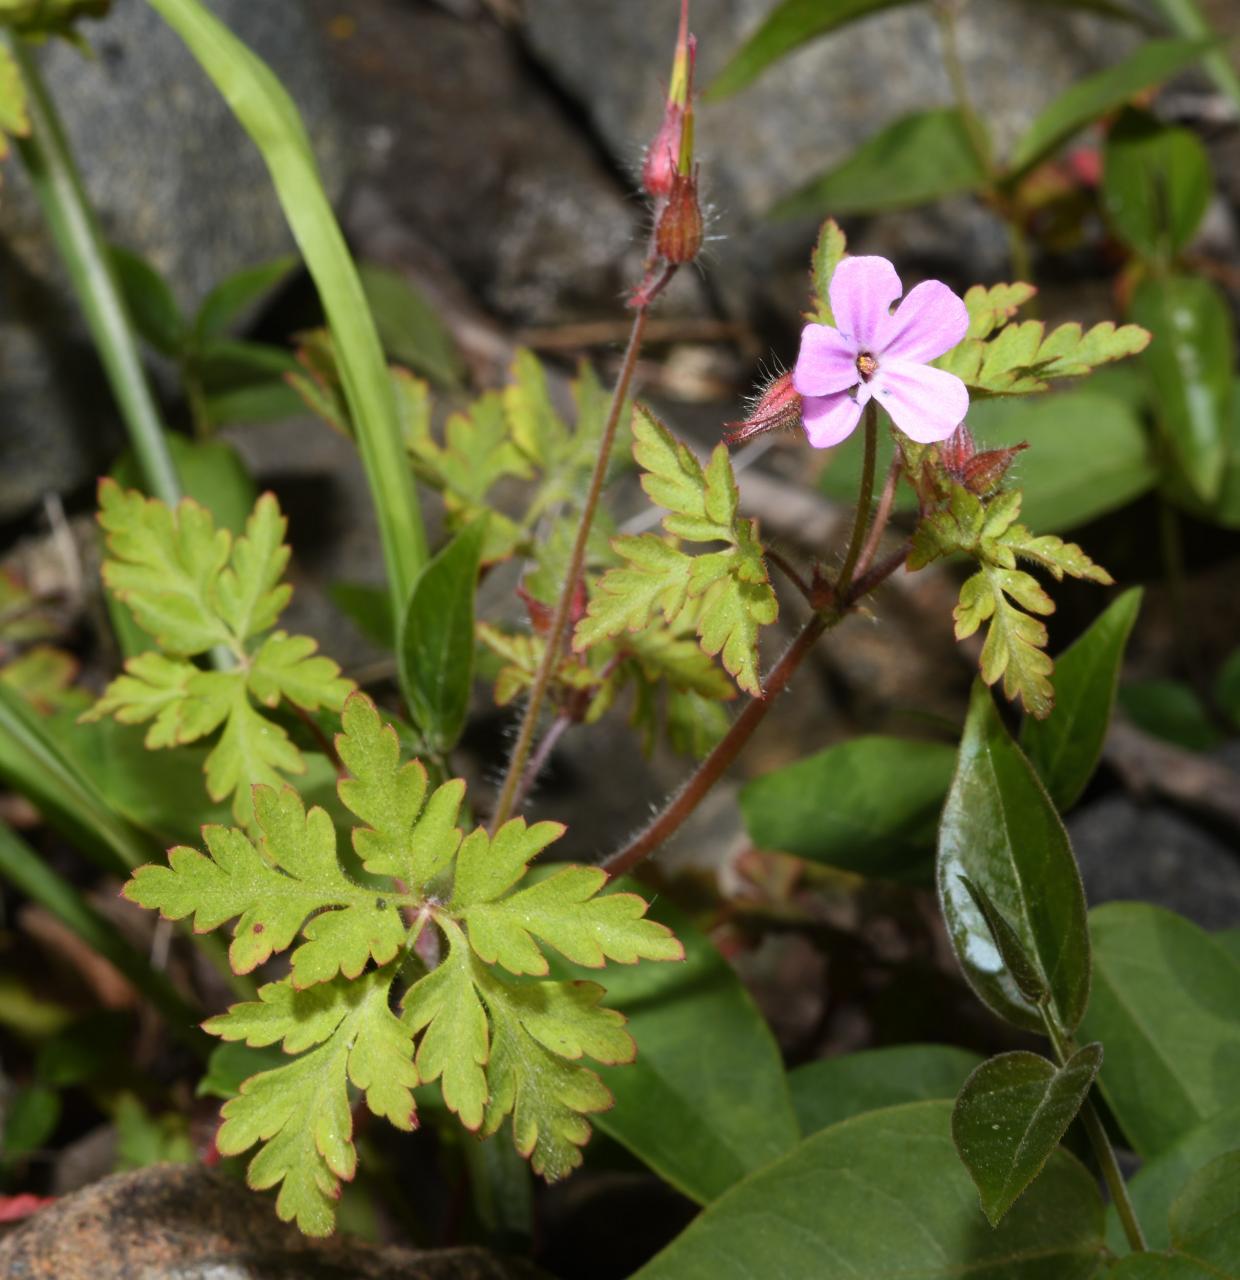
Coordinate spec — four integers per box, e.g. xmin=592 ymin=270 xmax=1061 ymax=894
xmin=1069 ymin=795 xmax=1240 ymax=930
xmin=0 ymin=0 xmax=343 ymax=520
xmin=0 ymin=1163 xmax=545 ymax=1280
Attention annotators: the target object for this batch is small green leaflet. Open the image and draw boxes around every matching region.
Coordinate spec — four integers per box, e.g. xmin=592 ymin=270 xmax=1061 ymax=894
xmin=83 ymin=483 xmax=352 ymax=821
xmin=909 ymin=485 xmax=1112 ymax=718
xmin=574 ymin=408 xmax=777 ymax=696
xmin=936 ymin=282 xmax=1150 ymax=394
xmin=123 ymin=691 xmax=682 ymax=1234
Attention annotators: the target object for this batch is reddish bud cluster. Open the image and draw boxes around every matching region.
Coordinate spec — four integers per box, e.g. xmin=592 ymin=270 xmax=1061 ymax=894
xmin=939 ymin=425 xmax=1026 ymax=495
xmin=642 ymin=105 xmax=684 ymax=201
xmin=723 ymin=371 xmax=804 ymax=446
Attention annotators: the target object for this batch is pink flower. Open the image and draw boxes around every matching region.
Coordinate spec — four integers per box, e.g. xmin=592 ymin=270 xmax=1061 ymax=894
xmin=793 ymin=256 xmax=970 ymax=448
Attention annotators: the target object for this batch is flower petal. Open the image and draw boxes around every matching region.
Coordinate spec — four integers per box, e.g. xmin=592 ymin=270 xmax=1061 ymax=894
xmin=793 ymin=323 xmax=859 ymax=397
xmin=871 ymin=358 xmax=969 ymax=443
xmin=828 ymin=256 xmax=902 ymax=352
xmin=802 ymin=390 xmax=865 ymax=449
xmin=877 ymin=279 xmax=969 ymax=363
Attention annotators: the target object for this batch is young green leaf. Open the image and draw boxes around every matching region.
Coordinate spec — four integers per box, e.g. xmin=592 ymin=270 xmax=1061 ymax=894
xmin=938 ymin=683 xmax=1091 ymax=1033
xmin=952 ymin=1045 xmax=1103 ymax=1226
xmin=958 ymin=875 xmax=1048 ymax=1004
xmin=124 ymin=783 xmax=407 ymax=983
xmin=398 ymin=517 xmax=487 ymax=754
xmin=194 ymin=255 xmax=297 ymax=341
xmin=575 ymin=409 xmax=777 ymax=695
xmin=1022 ymin=589 xmax=1143 ymax=811
xmin=358 ymin=262 xmax=465 ymax=390
xmin=806 ymin=218 xmax=846 ymax=325
xmin=208 ymin=965 xmax=415 ymax=1237
xmin=109 ymin=245 xmax=186 ymax=358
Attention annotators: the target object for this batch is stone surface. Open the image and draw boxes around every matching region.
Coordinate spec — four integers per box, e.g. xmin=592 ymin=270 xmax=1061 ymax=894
xmin=0 ymin=1163 xmax=543 ymax=1280
xmin=1069 ymin=795 xmax=1240 ymax=931
xmin=0 ymin=0 xmax=342 ymax=520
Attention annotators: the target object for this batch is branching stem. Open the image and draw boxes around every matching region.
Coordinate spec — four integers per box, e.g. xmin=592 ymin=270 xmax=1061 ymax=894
xmin=490 ymin=306 xmax=652 ymax=829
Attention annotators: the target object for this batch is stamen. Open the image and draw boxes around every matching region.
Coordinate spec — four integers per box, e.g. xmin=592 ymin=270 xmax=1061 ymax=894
xmin=856 ymin=352 xmax=878 ymax=381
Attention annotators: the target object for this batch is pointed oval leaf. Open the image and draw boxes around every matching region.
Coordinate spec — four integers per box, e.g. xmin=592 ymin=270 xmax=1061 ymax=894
xmin=938 ymin=683 xmax=1091 ymax=1032
xmin=195 ymin=255 xmax=298 ymax=341
xmin=1132 ymin=275 xmax=1234 ymax=503
xmin=398 ymin=517 xmax=487 ymax=753
xmin=772 ymin=108 xmax=988 ymax=219
xmin=1008 ymin=38 xmax=1214 ymax=177
xmin=790 ymin=1045 xmax=982 ymax=1136
xmin=1102 ymin=109 xmax=1212 ymax=259
xmin=952 ymin=1045 xmax=1103 ymax=1226
xmin=109 ymin=245 xmax=186 ymax=358
xmin=1168 ymin=1150 xmax=1240 ymax=1272
xmin=705 ymin=0 xmax=917 ymax=101
xmin=958 ymin=875 xmax=1048 ymax=1004
xmin=633 ymin=1101 xmax=1107 ymax=1280
xmin=550 ymin=891 xmax=798 ymax=1204
xmin=1078 ymin=903 xmax=1240 ymax=1157
xmin=740 ymin=736 xmax=956 ymax=882
xmin=1022 ymin=588 xmax=1143 ymax=811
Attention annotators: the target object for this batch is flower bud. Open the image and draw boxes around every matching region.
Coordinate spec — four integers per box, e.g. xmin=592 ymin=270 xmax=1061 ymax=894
xmin=723 ymin=371 xmax=803 ymax=446
xmin=939 ymin=424 xmax=1026 ymax=496
xmin=642 ymin=106 xmax=683 ymax=201
xmin=655 ymin=168 xmax=703 ymax=264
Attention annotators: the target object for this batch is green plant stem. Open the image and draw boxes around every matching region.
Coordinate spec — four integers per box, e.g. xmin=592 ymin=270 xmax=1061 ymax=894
xmin=1043 ymin=1012 xmax=1147 ymax=1254
xmin=11 ymin=38 xmax=181 ymax=509
xmin=601 ymin=541 xmax=910 ymax=881
xmin=934 ymin=0 xmax=994 ymax=181
xmin=835 ymin=402 xmax=879 ymax=599
xmin=489 ymin=306 xmax=651 ymax=830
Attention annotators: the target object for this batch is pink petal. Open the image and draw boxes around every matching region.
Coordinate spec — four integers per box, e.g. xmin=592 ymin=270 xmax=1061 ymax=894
xmin=802 ymin=389 xmax=866 ymax=449
xmin=793 ymin=323 xmax=859 ymax=397
xmin=871 ymin=358 xmax=969 ymax=443
xmin=828 ymin=256 xmax=902 ymax=352
xmin=877 ymin=280 xmax=969 ymax=363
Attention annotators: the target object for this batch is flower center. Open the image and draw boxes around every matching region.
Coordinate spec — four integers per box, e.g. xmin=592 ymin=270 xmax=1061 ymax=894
xmin=856 ymin=352 xmax=879 ymax=382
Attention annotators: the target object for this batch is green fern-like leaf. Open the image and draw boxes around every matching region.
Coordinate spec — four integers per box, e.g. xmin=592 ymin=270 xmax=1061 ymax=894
xmin=83 ymin=483 xmax=352 ymax=821
xmin=123 ymin=691 xmax=682 ymax=1234
xmin=574 ymin=408 xmax=777 ymax=695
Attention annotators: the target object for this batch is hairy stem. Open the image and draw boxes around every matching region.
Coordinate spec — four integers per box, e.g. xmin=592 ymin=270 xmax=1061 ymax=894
xmin=601 ymin=546 xmax=909 ymax=880
xmin=490 ymin=307 xmax=651 ymax=829
xmin=855 ymin=454 xmax=901 ymax=579
xmin=836 ymin=402 xmax=879 ymax=599
xmin=11 ymin=39 xmax=182 ymax=509
xmin=765 ymin=547 xmax=815 ymax=604
xmin=1043 ymin=1013 xmax=1147 ymax=1254
xmin=511 ymin=712 xmax=574 ymax=816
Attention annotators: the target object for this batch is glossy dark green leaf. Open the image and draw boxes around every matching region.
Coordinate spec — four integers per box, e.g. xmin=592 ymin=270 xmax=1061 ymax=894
xmin=1168 ymin=377 xmax=1240 ymax=528
xmin=398 ymin=518 xmax=487 ymax=753
xmin=1102 ymin=109 xmax=1212 ymax=259
xmin=938 ymin=683 xmax=1091 ymax=1033
xmin=1022 ymin=588 xmax=1143 ymax=811
xmin=966 ymin=391 xmax=1156 ymax=532
xmin=359 ymin=262 xmax=465 ymax=389
xmin=740 ymin=736 xmax=956 ymax=881
xmin=790 ymin=1045 xmax=982 ymax=1136
xmin=772 ymin=109 xmax=988 ymax=219
xmin=1168 ymin=1150 xmax=1240 ymax=1273
xmin=1118 ymin=679 xmax=1222 ymax=752
xmin=554 ymin=890 xmax=798 ymax=1203
xmin=1116 ymin=1106 xmax=1240 ymax=1252
xmin=194 ymin=254 xmax=297 ymax=340
xmin=958 ymin=876 xmax=1048 ymax=1003
xmin=1079 ymin=903 xmax=1240 ymax=1157
xmin=2 ymin=1084 xmax=60 ymax=1160
xmin=633 ymin=1101 xmax=1107 ymax=1280
xmin=705 ymin=0 xmax=917 ymax=101
xmin=952 ymin=1045 xmax=1102 ymax=1226
xmin=1008 ymin=38 xmax=1213 ymax=177
xmin=1131 ymin=275 xmax=1234 ymax=502
xmin=109 ymin=244 xmax=186 ymax=357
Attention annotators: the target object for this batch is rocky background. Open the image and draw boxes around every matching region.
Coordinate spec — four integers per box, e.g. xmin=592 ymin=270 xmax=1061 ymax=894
xmin=1 ymin=1 xmax=1240 ymax=1274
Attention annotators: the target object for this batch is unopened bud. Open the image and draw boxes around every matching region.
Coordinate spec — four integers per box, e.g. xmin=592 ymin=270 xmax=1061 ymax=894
xmin=939 ymin=424 xmax=1026 ymax=496
xmin=642 ymin=106 xmax=683 ymax=201
xmin=723 ymin=371 xmax=803 ymax=446
xmin=641 ymin=1 xmax=695 ymax=199
xmin=655 ymin=168 xmax=704 ymax=264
